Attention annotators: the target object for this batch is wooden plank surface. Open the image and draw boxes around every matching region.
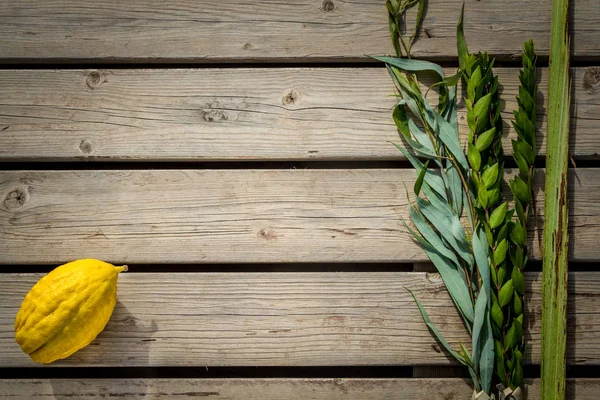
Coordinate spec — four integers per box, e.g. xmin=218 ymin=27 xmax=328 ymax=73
xmin=0 ymin=378 xmax=597 ymax=399
xmin=0 ymin=169 xmax=597 ymax=264
xmin=0 ymin=0 xmax=598 ymax=63
xmin=1 ymin=67 xmax=598 ymax=161
xmin=0 ymin=272 xmax=598 ymax=367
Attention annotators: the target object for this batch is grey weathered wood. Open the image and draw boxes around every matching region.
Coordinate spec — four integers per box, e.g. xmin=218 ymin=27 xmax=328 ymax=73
xmin=0 ymin=272 xmax=598 ymax=367
xmin=0 ymin=169 xmax=596 ymax=264
xmin=0 ymin=0 xmax=597 ymax=63
xmin=1 ymin=68 xmax=598 ymax=161
xmin=0 ymin=378 xmax=597 ymax=399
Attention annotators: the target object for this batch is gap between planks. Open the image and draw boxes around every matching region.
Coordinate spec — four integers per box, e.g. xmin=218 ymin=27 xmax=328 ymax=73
xmin=0 ymin=272 xmax=598 ymax=367
xmin=0 ymin=67 xmax=598 ymax=161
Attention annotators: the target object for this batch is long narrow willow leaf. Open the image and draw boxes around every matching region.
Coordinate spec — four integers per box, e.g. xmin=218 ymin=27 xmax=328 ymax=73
xmin=541 ymin=0 xmax=571 ymax=397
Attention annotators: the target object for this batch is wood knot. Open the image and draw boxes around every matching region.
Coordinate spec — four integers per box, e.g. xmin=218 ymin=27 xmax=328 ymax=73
xmin=243 ymin=42 xmax=253 ymax=50
xmin=79 ymin=139 xmax=93 ymax=154
xmin=86 ymin=71 xmax=105 ymax=89
xmin=122 ymin=316 xmax=138 ymax=327
xmin=4 ymin=188 xmax=28 ymax=210
xmin=200 ymin=101 xmax=229 ymax=122
xmin=282 ymin=90 xmax=299 ymax=105
xmin=258 ymin=227 xmax=277 ymax=240
xmin=583 ymin=67 xmax=600 ymax=93
xmin=322 ymin=0 xmax=335 ymax=12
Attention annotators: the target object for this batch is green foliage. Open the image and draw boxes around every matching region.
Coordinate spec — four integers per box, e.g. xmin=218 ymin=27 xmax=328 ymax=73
xmin=503 ymin=40 xmax=537 ymax=391
xmin=458 ymin=8 xmax=538 ymax=388
xmin=376 ymin=15 xmax=493 ymax=392
xmin=378 ymin=3 xmax=538 ymax=397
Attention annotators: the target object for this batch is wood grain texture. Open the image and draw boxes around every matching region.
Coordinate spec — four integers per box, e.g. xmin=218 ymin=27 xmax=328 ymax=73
xmin=1 ymin=68 xmax=598 ymax=161
xmin=0 ymin=378 xmax=597 ymax=399
xmin=0 ymin=0 xmax=597 ymax=63
xmin=0 ymin=169 xmax=597 ymax=264
xmin=0 ymin=272 xmax=598 ymax=367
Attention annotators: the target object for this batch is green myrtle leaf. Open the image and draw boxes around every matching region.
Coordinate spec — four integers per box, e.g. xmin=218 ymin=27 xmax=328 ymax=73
xmin=511 ymin=176 xmax=531 ymax=203
xmin=465 ymin=98 xmax=476 ymax=134
xmin=514 ymin=245 xmax=524 ymax=270
xmin=494 ymin=340 xmax=507 ymax=384
xmin=468 ymin=143 xmax=481 ymax=171
xmin=429 ymin=71 xmax=463 ymax=91
xmin=491 ymin=300 xmax=503 ymax=328
xmin=468 ymin=66 xmax=482 ymax=101
xmin=504 ymin=323 xmax=517 ymax=349
xmin=515 ymin=138 xmax=535 ymax=165
xmin=494 ymin=238 xmax=508 ymax=265
xmin=513 ymin=148 xmax=530 ymax=179
xmin=497 ymin=262 xmax=507 ymax=285
xmin=513 ymin=292 xmax=523 ymax=315
xmin=497 ymin=220 xmax=509 ymax=242
xmin=485 ymin=224 xmax=493 ymax=247
xmin=515 ymin=348 xmax=524 ymax=363
xmin=491 ymin=263 xmax=498 ymax=286
xmin=478 ymin=185 xmax=489 ymax=208
xmin=512 ymin=361 xmax=524 ymax=389
xmin=489 ymin=202 xmax=508 ymax=229
xmin=487 ymin=188 xmax=501 ymax=207
xmin=474 ymin=93 xmax=492 ymax=132
xmin=482 ymin=163 xmax=499 ymax=188
xmin=475 ymin=127 xmax=496 ymax=152
xmin=510 ymin=220 xmax=526 ymax=246
xmin=515 ymin=197 xmax=527 ymax=225
xmin=499 ymin=279 xmax=515 ymax=307
xmin=512 ymin=268 xmax=526 ymax=295
xmin=514 ymin=319 xmax=523 ymax=344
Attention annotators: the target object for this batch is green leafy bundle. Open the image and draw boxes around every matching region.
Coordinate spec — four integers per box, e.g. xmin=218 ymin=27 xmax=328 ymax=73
xmin=377 ymin=3 xmax=537 ymax=398
xmin=456 ymin=7 xmax=511 ymax=392
xmin=498 ymin=40 xmax=537 ymax=392
xmin=372 ymin=25 xmax=494 ymax=396
xmin=373 ymin=54 xmax=493 ymax=395
xmin=458 ymin=13 xmax=537 ymax=396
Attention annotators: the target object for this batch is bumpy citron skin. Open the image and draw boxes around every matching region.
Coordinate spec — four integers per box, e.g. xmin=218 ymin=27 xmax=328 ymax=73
xmin=14 ymin=259 xmax=126 ymax=364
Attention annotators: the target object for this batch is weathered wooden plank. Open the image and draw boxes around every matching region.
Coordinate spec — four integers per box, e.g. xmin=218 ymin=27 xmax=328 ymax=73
xmin=1 ymin=68 xmax=598 ymax=161
xmin=0 ymin=169 xmax=597 ymax=264
xmin=0 ymin=378 xmax=597 ymax=399
xmin=0 ymin=0 xmax=597 ymax=63
xmin=0 ymin=272 xmax=598 ymax=367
